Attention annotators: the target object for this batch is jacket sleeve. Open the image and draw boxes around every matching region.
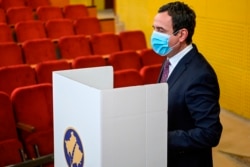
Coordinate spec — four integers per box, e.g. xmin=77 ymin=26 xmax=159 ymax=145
xmin=168 ymin=73 xmax=223 ymax=150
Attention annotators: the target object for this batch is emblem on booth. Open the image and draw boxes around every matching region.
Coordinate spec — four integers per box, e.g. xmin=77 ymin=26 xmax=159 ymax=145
xmin=64 ymin=127 xmax=84 ymax=167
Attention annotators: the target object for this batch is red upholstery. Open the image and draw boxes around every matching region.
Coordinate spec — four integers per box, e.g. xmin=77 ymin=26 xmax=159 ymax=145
xmin=140 ymin=64 xmax=162 ymax=84
xmin=0 ymin=8 xmax=6 ymax=23
xmin=36 ymin=6 xmax=64 ymax=22
xmin=114 ymin=69 xmax=144 ymax=88
xmin=35 ymin=59 xmax=71 ymax=83
xmin=0 ymin=91 xmax=24 ymax=166
xmin=108 ymin=50 xmax=142 ymax=71
xmin=63 ymin=4 xmax=89 ymax=20
xmin=72 ymin=55 xmax=106 ymax=68
xmin=0 ymin=0 xmax=26 ymax=11
xmin=22 ymin=38 xmax=57 ymax=64
xmin=26 ymin=0 xmax=51 ymax=10
xmin=139 ymin=48 xmax=165 ymax=66
xmin=10 ymin=83 xmax=53 ymax=159
xmin=58 ymin=35 xmax=92 ymax=59
xmin=0 ymin=64 xmax=37 ymax=95
xmin=45 ymin=18 xmax=75 ymax=40
xmin=119 ymin=30 xmax=147 ymax=51
xmin=0 ymin=42 xmax=24 ymax=67
xmin=74 ymin=17 xmax=102 ymax=36
xmin=6 ymin=6 xmax=34 ymax=25
xmin=14 ymin=20 xmax=47 ymax=43
xmin=0 ymin=23 xmax=14 ymax=42
xmin=90 ymin=32 xmax=121 ymax=55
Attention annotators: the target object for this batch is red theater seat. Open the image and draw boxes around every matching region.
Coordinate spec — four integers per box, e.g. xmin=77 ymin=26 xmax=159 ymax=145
xmin=14 ymin=20 xmax=47 ymax=43
xmin=140 ymin=64 xmax=162 ymax=84
xmin=0 ymin=0 xmax=26 ymax=11
xmin=11 ymin=83 xmax=54 ymax=166
xmin=114 ymin=69 xmax=144 ymax=88
xmin=0 ymin=91 xmax=25 ymax=166
xmin=45 ymin=18 xmax=75 ymax=40
xmin=108 ymin=50 xmax=142 ymax=71
xmin=35 ymin=59 xmax=71 ymax=83
xmin=72 ymin=55 xmax=106 ymax=69
xmin=119 ymin=30 xmax=147 ymax=51
xmin=6 ymin=6 xmax=34 ymax=25
xmin=0 ymin=42 xmax=24 ymax=67
xmin=22 ymin=38 xmax=57 ymax=64
xmin=26 ymin=0 xmax=51 ymax=10
xmin=0 ymin=64 xmax=37 ymax=95
xmin=58 ymin=35 xmax=92 ymax=59
xmin=63 ymin=4 xmax=89 ymax=20
xmin=90 ymin=32 xmax=121 ymax=55
xmin=74 ymin=17 xmax=102 ymax=36
xmin=0 ymin=23 xmax=14 ymax=42
xmin=139 ymin=48 xmax=165 ymax=66
xmin=36 ymin=6 xmax=64 ymax=22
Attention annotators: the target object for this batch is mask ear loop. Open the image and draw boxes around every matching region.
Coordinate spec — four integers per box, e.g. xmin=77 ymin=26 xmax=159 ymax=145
xmin=173 ymin=30 xmax=180 ymax=36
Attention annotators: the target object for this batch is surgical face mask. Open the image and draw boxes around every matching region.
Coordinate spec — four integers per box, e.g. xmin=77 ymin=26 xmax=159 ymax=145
xmin=151 ymin=30 xmax=176 ymax=56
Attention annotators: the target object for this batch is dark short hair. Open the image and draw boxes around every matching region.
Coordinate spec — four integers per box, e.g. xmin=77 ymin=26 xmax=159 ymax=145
xmin=158 ymin=1 xmax=196 ymax=44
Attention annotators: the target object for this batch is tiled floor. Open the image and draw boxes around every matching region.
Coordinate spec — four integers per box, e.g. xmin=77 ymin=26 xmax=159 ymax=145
xmin=213 ymin=109 xmax=250 ymax=167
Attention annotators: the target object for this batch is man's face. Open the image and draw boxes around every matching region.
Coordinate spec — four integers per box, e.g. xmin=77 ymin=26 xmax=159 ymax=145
xmin=152 ymin=12 xmax=180 ymax=53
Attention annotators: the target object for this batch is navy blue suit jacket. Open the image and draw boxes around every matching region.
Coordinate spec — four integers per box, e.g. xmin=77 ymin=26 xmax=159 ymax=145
xmin=158 ymin=44 xmax=222 ymax=167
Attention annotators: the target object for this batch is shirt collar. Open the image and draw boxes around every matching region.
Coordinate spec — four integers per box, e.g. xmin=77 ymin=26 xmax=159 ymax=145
xmin=169 ymin=44 xmax=193 ymax=68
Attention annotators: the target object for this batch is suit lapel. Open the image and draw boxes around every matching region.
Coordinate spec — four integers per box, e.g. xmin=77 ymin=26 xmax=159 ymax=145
xmin=167 ymin=46 xmax=197 ymax=89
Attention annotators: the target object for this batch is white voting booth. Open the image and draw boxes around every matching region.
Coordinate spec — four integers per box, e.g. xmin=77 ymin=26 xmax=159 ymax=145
xmin=53 ymin=66 xmax=168 ymax=167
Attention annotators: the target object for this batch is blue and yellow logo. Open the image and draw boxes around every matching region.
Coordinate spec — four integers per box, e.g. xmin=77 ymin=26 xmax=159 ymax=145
xmin=64 ymin=128 xmax=84 ymax=167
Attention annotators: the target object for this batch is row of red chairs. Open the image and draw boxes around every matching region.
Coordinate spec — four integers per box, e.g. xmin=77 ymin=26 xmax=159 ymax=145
xmin=0 ymin=0 xmax=51 ymax=11
xmin=0 ymin=17 xmax=111 ymax=43
xmin=0 ymin=4 xmax=93 ymax=26
xmin=0 ymin=50 xmax=164 ymax=95
xmin=0 ymin=32 xmax=149 ymax=66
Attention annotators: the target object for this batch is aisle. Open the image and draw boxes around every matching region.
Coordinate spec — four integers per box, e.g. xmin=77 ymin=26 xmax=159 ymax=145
xmin=213 ymin=109 xmax=250 ymax=167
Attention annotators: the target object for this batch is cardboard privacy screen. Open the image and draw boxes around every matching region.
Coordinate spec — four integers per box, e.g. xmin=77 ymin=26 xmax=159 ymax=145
xmin=53 ymin=66 xmax=168 ymax=167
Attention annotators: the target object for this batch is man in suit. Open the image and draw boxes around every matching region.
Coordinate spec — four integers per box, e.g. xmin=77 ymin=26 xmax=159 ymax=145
xmin=151 ymin=1 xmax=223 ymax=167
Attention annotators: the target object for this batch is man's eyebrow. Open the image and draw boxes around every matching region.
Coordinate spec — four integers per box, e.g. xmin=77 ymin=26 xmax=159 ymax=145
xmin=154 ymin=26 xmax=166 ymax=32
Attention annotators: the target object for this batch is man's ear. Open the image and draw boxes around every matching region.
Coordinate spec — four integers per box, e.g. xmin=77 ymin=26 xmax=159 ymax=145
xmin=178 ymin=28 xmax=188 ymax=42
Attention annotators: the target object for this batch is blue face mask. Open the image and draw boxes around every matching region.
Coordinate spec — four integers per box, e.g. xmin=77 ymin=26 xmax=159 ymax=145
xmin=151 ymin=30 xmax=174 ymax=56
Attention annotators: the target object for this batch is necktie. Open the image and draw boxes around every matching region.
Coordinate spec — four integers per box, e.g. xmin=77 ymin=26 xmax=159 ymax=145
xmin=160 ymin=59 xmax=170 ymax=83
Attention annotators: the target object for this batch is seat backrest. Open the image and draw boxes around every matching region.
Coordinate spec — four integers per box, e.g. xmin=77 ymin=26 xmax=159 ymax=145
xmin=22 ymin=38 xmax=57 ymax=64
xmin=0 ymin=0 xmax=26 ymax=11
xmin=90 ymin=32 xmax=121 ymax=55
xmin=0 ymin=8 xmax=7 ymax=23
xmin=0 ymin=64 xmax=37 ymax=95
xmin=140 ymin=64 xmax=162 ymax=84
xmin=139 ymin=48 xmax=165 ymax=66
xmin=45 ymin=18 xmax=75 ymax=40
xmin=6 ymin=6 xmax=34 ymax=25
xmin=35 ymin=59 xmax=71 ymax=83
xmin=108 ymin=50 xmax=142 ymax=71
xmin=10 ymin=83 xmax=53 ymax=158
xmin=0 ymin=42 xmax=24 ymax=67
xmin=0 ymin=91 xmax=24 ymax=166
xmin=36 ymin=6 xmax=64 ymax=22
xmin=26 ymin=0 xmax=51 ymax=10
xmin=74 ymin=17 xmax=101 ymax=36
xmin=0 ymin=23 xmax=14 ymax=42
xmin=119 ymin=30 xmax=147 ymax=51
xmin=14 ymin=20 xmax=47 ymax=43
xmin=72 ymin=55 xmax=106 ymax=69
xmin=63 ymin=4 xmax=89 ymax=20
xmin=58 ymin=35 xmax=92 ymax=59
xmin=114 ymin=69 xmax=144 ymax=88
